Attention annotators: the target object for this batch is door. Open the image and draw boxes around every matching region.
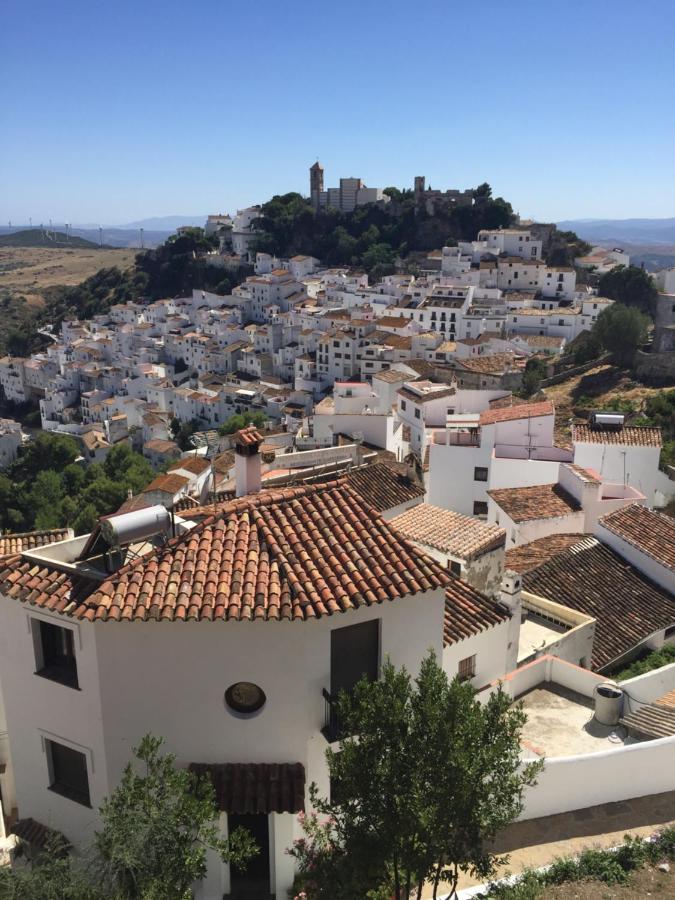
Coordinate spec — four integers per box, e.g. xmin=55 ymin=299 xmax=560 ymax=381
xmin=330 ymin=619 xmax=379 ymax=697
xmin=228 ymin=813 xmax=271 ymax=898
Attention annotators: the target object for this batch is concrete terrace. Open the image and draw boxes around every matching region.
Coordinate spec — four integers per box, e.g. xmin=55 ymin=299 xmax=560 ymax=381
xmin=517 ymin=684 xmax=639 ymax=757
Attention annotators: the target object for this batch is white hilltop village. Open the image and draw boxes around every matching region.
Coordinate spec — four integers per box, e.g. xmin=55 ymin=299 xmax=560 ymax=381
xmin=0 ymin=164 xmax=674 ymax=898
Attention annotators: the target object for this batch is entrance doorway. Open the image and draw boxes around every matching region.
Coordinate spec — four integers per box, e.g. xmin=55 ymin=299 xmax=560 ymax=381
xmin=228 ymin=813 xmax=272 ymax=898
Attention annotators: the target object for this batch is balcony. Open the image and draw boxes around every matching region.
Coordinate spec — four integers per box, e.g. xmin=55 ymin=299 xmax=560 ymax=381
xmin=322 ymin=688 xmax=341 ymax=742
xmin=432 ymin=429 xmax=481 ymax=448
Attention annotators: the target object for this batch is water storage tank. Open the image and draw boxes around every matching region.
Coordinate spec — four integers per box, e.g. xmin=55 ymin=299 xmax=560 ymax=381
xmin=593 ymin=683 xmax=624 ymax=726
xmin=100 ymin=505 xmax=171 ymax=547
xmin=591 ymin=412 xmax=625 ymax=428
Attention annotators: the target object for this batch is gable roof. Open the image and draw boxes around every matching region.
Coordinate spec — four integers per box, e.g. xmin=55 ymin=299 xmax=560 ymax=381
xmin=142 ymin=473 xmax=190 ymax=495
xmin=479 ymin=400 xmax=554 ymax=426
xmin=444 ymin=578 xmax=510 ymax=645
xmin=521 ymin=536 xmax=675 ymax=670
xmin=168 ymin=456 xmax=211 ymax=476
xmin=390 ymin=504 xmax=505 ymax=560
xmin=572 ymin=423 xmax=662 ymax=447
xmin=488 ymin=483 xmax=581 ymax=523
xmin=342 ymin=463 xmax=424 ymax=513
xmin=0 ymin=481 xmax=447 ymax=623
xmin=600 ymin=503 xmax=675 ymax=572
xmin=505 ymin=533 xmax=590 ymax=574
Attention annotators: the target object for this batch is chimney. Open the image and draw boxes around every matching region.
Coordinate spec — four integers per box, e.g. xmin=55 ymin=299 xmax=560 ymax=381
xmin=234 ymin=426 xmax=263 ymax=498
xmin=500 ymin=569 xmax=523 ymax=673
xmin=499 ymin=569 xmax=523 ymax=615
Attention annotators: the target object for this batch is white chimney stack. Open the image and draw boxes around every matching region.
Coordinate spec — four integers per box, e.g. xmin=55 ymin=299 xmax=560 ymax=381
xmin=499 ymin=569 xmax=523 ymax=615
xmin=234 ymin=426 xmax=263 ymax=498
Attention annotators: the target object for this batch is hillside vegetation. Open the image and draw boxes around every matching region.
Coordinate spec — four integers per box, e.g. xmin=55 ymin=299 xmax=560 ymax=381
xmin=251 ymin=184 xmax=517 ymax=277
xmin=0 ymin=228 xmax=100 ymax=249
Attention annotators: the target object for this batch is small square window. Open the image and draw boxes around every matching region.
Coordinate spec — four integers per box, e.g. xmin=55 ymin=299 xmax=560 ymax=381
xmin=34 ymin=620 xmax=79 ymax=689
xmin=473 ymin=501 xmax=488 ymax=517
xmin=414 ymin=408 xmax=421 ymax=419
xmin=474 ymin=467 xmax=488 ymax=482
xmin=46 ymin=739 xmax=91 ymax=807
xmin=449 ymin=560 xmax=462 ymax=577
xmin=458 ymin=655 xmax=476 ymax=681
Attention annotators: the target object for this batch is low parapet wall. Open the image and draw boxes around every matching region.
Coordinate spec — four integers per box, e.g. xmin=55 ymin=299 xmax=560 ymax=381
xmin=520 ymin=732 xmax=675 ymax=820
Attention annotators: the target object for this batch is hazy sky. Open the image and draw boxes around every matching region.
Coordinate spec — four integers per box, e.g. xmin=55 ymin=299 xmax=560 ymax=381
xmin=2 ymin=0 xmax=674 ymax=225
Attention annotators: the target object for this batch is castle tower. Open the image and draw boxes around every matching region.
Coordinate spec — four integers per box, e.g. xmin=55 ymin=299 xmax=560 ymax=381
xmin=414 ymin=176 xmax=426 ymax=200
xmin=310 ymin=160 xmax=324 ymax=207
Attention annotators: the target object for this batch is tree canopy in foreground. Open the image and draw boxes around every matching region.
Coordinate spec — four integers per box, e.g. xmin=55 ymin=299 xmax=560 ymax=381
xmin=290 ymin=652 xmax=542 ymax=899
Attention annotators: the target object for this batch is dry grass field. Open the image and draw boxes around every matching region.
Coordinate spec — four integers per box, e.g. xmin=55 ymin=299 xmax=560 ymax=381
xmin=0 ymin=246 xmax=137 ymax=307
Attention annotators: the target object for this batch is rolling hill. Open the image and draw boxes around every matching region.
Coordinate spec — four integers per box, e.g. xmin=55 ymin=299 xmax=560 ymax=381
xmin=0 ymin=228 xmax=101 ymax=250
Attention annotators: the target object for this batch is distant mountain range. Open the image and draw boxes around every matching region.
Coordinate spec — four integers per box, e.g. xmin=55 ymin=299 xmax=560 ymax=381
xmin=558 ymin=218 xmax=675 ymax=245
xmin=117 ymin=215 xmax=208 ymax=230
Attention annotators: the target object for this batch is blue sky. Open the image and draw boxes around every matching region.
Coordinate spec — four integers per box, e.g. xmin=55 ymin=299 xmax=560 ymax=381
xmin=2 ymin=0 xmax=674 ymax=225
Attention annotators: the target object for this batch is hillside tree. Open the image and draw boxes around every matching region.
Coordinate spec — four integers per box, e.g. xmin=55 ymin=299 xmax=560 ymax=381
xmin=290 ymin=653 xmax=542 ymax=899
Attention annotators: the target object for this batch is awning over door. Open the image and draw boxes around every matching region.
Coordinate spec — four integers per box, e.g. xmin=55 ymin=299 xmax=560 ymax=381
xmin=189 ymin=762 xmax=305 ymax=814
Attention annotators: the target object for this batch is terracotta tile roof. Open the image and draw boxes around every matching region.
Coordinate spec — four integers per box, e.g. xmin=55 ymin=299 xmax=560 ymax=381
xmin=521 ymin=537 xmax=675 ymax=670
xmin=342 ymin=463 xmax=425 ymax=513
xmin=600 ymin=504 xmax=675 ymax=572
xmin=572 ymin=423 xmax=662 ymax=447
xmin=505 ymin=534 xmax=590 ymax=574
xmin=479 ymin=400 xmax=554 ymax=426
xmin=565 ymin=463 xmax=601 ymax=484
xmin=444 ymin=577 xmax=510 ymax=645
xmin=235 ymin=425 xmax=264 ymax=447
xmin=168 ymin=456 xmax=211 ymax=476
xmin=142 ymin=473 xmax=190 ymax=495
xmin=189 ymin=763 xmax=305 ymax=814
xmin=488 ymin=484 xmax=581 ymax=523
xmin=456 ymin=353 xmax=522 ymax=375
xmin=0 ymin=482 xmax=447 ymax=623
xmin=0 ymin=528 xmax=71 ymax=560
xmin=10 ymin=818 xmax=69 ymax=852
xmin=390 ymin=504 xmax=505 ymax=560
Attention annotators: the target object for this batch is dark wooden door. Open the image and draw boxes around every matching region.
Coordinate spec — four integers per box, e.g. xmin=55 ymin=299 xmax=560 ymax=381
xmin=228 ymin=813 xmax=271 ymax=897
xmin=330 ymin=619 xmax=379 ymax=696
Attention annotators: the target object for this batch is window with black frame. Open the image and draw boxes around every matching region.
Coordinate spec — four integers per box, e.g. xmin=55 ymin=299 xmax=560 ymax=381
xmin=35 ymin=620 xmax=79 ymax=688
xmin=46 ymin=739 xmax=90 ymax=806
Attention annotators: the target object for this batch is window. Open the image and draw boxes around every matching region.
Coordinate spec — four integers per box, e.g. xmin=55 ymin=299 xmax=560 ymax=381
xmin=34 ymin=620 xmax=78 ymax=688
xmin=46 ymin=739 xmax=90 ymax=806
xmin=449 ymin=560 xmax=461 ymax=577
xmin=458 ymin=655 xmax=476 ymax=681
xmin=400 ymin=400 xmax=406 ymax=411
xmin=474 ymin=466 xmax=488 ymax=482
xmin=414 ymin=408 xmax=421 ymax=419
xmin=473 ymin=501 xmax=488 ymax=517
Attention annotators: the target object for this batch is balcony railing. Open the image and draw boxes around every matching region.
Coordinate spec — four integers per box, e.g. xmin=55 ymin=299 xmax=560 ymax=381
xmin=322 ymin=688 xmax=341 ymax=743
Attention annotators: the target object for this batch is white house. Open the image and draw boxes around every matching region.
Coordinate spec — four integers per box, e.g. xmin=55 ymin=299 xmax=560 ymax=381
xmin=0 ymin=429 xmax=453 ymax=899
xmin=487 ymin=463 xmax=646 ymax=547
xmin=427 ymin=400 xmax=565 ymax=517
xmin=572 ymin=420 xmax=666 ymax=508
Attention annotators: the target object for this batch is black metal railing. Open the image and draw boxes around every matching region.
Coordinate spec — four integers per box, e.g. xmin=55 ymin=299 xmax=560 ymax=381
xmin=322 ymin=688 xmax=341 ymax=743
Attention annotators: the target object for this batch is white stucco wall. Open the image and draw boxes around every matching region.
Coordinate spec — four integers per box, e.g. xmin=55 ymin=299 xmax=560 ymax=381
xmin=573 ymin=442 xmax=662 ymax=508
xmin=520 ymin=734 xmax=675 ymax=821
xmin=442 ymin=619 xmax=514 ymax=690
xmin=0 ymin=586 xmax=446 ymax=899
xmin=0 ymin=603 xmax=110 ymax=845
